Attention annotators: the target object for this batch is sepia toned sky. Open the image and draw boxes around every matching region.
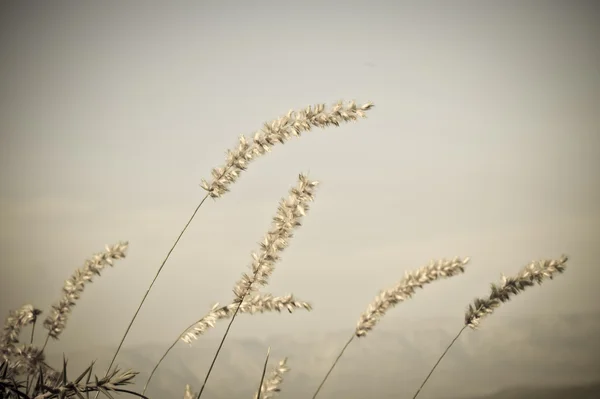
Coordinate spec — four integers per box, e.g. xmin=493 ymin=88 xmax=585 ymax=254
xmin=1 ymin=0 xmax=599 ymax=356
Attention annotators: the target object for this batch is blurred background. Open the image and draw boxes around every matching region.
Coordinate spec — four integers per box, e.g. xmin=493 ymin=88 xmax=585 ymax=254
xmin=1 ymin=1 xmax=599 ymax=398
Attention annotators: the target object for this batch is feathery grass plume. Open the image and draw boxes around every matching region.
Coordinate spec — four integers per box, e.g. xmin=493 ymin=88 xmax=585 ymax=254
xmin=195 ymin=174 xmax=318 ymax=399
xmin=144 ymin=175 xmax=318 ymax=396
xmin=232 ymin=174 xmax=319 ymax=301
xmin=253 ymin=356 xmax=289 ymax=399
xmin=42 ymin=242 xmax=129 ymax=345
xmin=180 ymin=294 xmax=312 ymax=344
xmin=312 ymin=257 xmax=470 ymax=399
xmin=1 ymin=304 xmax=41 ymax=362
xmin=356 ymin=257 xmax=470 ymax=337
xmin=465 ymin=255 xmax=568 ymax=328
xmin=104 ymin=101 xmax=371 ymax=389
xmin=201 ymin=101 xmax=373 ymax=199
xmin=411 ymin=255 xmax=569 ymax=399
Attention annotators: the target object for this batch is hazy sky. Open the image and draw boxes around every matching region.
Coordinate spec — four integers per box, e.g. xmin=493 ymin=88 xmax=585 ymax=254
xmin=1 ymin=0 xmax=599 ymax=354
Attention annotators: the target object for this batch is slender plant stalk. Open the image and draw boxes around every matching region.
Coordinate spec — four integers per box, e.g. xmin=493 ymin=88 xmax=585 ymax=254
xmin=106 ymin=101 xmax=369 ymax=398
xmin=312 ymin=257 xmax=469 ymax=399
xmin=28 ymin=319 xmax=37 ymax=350
xmin=25 ymin=315 xmax=39 ymax=396
xmin=255 ymin=347 xmax=271 ymax=399
xmin=142 ymin=336 xmax=179 ymax=395
xmin=143 ymin=303 xmax=235 ymax=394
xmin=412 ymin=325 xmax=467 ymax=399
xmin=411 ymin=256 xmax=568 ymax=398
xmin=95 ymin=193 xmax=210 ymax=399
xmin=145 ymin=174 xmax=317 ymax=396
xmin=311 ymin=333 xmax=355 ymax=399
xmin=41 ymin=332 xmax=50 ymax=352
xmin=252 ymin=356 xmax=289 ymax=399
xmin=105 ymin=101 xmax=365 ymax=393
xmin=195 ymin=290 xmax=250 ymax=399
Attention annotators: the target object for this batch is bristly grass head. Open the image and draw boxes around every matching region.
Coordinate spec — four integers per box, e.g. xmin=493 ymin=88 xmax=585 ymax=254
xmin=201 ymin=101 xmax=373 ymax=198
xmin=233 ymin=174 xmax=319 ymax=302
xmin=43 ymin=242 xmax=129 ymax=341
xmin=356 ymin=256 xmax=470 ymax=338
xmin=1 ymin=304 xmax=41 ymax=362
xmin=465 ymin=255 xmax=568 ymax=329
xmin=411 ymin=255 xmax=569 ymax=399
xmin=180 ymin=294 xmax=312 ymax=344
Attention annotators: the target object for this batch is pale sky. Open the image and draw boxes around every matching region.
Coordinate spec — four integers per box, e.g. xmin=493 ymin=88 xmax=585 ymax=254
xmin=1 ymin=0 xmax=599 ymax=357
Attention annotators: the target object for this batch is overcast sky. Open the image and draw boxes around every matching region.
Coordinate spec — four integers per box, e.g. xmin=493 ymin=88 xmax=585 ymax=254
xmin=1 ymin=0 xmax=599 ymax=355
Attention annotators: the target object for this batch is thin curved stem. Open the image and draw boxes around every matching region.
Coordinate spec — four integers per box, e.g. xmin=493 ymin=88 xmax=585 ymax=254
xmin=94 ymin=193 xmax=210 ymax=399
xmin=142 ymin=336 xmax=179 ymax=395
xmin=142 ymin=302 xmax=228 ymax=397
xmin=312 ymin=333 xmax=355 ymax=399
xmin=194 ymin=248 xmax=272 ymax=399
xmin=41 ymin=332 xmax=51 ymax=353
xmin=26 ymin=316 xmax=38 ymax=395
xmin=109 ymin=387 xmax=151 ymax=399
xmin=412 ymin=324 xmax=467 ymax=399
xmin=255 ymin=347 xmax=271 ymax=399
xmin=196 ymin=299 xmax=245 ymax=399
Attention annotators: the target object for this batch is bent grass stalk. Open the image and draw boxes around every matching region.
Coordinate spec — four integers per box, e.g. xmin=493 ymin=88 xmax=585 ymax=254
xmin=98 ymin=199 xmax=209 ymax=399
xmin=255 ymin=347 xmax=271 ymax=399
xmin=311 ymin=257 xmax=470 ymax=399
xmin=101 ymin=100 xmax=373 ymax=395
xmin=411 ymin=255 xmax=569 ymax=399
xmin=25 ymin=309 xmax=41 ymax=395
xmin=194 ymin=174 xmax=318 ymax=398
xmin=253 ymin=351 xmax=289 ymax=399
xmin=144 ymin=173 xmax=319 ymax=396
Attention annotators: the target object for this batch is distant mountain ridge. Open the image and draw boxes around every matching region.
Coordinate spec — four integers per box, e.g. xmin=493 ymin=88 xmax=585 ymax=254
xmin=47 ymin=312 xmax=600 ymax=398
